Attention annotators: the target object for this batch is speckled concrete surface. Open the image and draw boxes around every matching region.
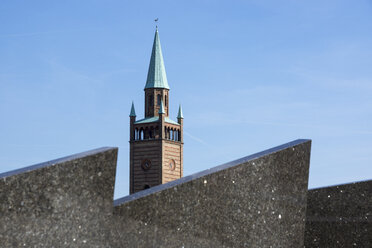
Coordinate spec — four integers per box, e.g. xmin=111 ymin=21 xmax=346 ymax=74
xmin=305 ymin=180 xmax=372 ymax=248
xmin=113 ymin=139 xmax=312 ymax=247
xmin=0 ymin=147 xmax=118 ymax=247
xmin=0 ymin=140 xmax=312 ymax=247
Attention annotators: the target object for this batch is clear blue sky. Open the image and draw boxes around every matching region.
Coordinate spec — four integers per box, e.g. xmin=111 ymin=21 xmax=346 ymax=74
xmin=1 ymin=0 xmax=371 ymax=199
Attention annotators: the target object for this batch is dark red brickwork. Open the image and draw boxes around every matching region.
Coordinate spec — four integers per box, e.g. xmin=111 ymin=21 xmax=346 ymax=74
xmin=163 ymin=141 xmax=183 ymax=183
xmin=129 ymin=88 xmax=183 ymax=194
xmin=145 ymin=88 xmax=169 ymax=117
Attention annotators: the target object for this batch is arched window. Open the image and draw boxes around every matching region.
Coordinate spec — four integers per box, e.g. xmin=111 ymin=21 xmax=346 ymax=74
xmin=145 ymin=127 xmax=149 ymax=139
xmin=165 ymin=95 xmax=167 ymax=107
xmin=149 ymin=127 xmax=154 ymax=139
xmin=140 ymin=129 xmax=144 ymax=140
xmin=155 ymin=126 xmax=159 ymax=138
xmin=157 ymin=94 xmax=161 ymax=106
xmin=149 ymin=94 xmax=153 ymax=106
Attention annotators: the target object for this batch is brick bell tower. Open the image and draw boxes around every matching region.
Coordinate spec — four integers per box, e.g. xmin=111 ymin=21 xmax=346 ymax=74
xmin=129 ymin=27 xmax=184 ymax=194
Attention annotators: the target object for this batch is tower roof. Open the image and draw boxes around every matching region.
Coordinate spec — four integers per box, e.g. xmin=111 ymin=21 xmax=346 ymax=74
xmin=129 ymin=101 xmax=136 ymax=117
xmin=134 ymin=116 xmax=179 ymax=125
xmin=144 ymin=28 xmax=170 ymax=90
xmin=159 ymin=99 xmax=166 ymax=114
xmin=177 ymin=104 xmax=184 ymax=119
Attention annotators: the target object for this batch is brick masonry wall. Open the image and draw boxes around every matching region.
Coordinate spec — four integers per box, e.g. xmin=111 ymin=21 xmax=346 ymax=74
xmin=145 ymin=89 xmax=169 ymax=117
xmin=131 ymin=140 xmax=162 ymax=193
xmin=162 ymin=140 xmax=182 ymax=183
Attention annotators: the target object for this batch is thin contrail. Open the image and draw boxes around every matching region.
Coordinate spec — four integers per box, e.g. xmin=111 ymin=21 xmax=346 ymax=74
xmin=184 ymin=131 xmax=208 ymax=146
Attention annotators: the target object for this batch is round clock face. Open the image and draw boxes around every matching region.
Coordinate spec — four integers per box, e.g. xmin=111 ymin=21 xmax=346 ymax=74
xmin=141 ymin=159 xmax=152 ymax=171
xmin=169 ymin=159 xmax=176 ymax=171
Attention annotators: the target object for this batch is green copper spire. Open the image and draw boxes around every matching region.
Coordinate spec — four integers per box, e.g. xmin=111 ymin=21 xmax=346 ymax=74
xmin=129 ymin=101 xmax=136 ymax=117
xmin=144 ymin=28 xmax=170 ymax=90
xmin=159 ymin=99 xmax=166 ymax=114
xmin=177 ymin=104 xmax=184 ymax=119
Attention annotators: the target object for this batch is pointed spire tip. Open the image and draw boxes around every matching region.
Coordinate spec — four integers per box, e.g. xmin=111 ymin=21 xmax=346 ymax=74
xmin=177 ymin=104 xmax=184 ymax=119
xmin=144 ymin=27 xmax=170 ymax=90
xmin=129 ymin=101 xmax=136 ymax=117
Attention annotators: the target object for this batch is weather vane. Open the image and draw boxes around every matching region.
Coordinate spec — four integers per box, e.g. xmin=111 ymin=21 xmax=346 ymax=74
xmin=154 ymin=18 xmax=159 ymax=28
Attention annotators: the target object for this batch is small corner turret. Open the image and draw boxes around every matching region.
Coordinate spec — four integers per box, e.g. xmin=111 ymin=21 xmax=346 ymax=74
xmin=177 ymin=104 xmax=183 ymax=120
xmin=177 ymin=104 xmax=184 ymax=143
xmin=129 ymin=101 xmax=136 ymax=141
xmin=129 ymin=101 xmax=136 ymax=118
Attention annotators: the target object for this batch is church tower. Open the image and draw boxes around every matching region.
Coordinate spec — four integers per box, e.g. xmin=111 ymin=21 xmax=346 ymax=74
xmin=129 ymin=28 xmax=183 ymax=194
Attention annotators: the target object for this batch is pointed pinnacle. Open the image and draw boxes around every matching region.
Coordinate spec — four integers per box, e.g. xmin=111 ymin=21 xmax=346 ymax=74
xmin=129 ymin=101 xmax=136 ymax=117
xmin=177 ymin=104 xmax=184 ymax=119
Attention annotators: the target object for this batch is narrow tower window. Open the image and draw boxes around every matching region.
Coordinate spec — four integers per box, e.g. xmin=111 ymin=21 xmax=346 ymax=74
xmin=157 ymin=94 xmax=161 ymax=106
xmin=149 ymin=127 xmax=154 ymax=139
xmin=144 ymin=127 xmax=149 ymax=139
xmin=140 ymin=129 xmax=144 ymax=140
xmin=149 ymin=94 xmax=153 ymax=106
xmin=165 ymin=95 xmax=167 ymax=107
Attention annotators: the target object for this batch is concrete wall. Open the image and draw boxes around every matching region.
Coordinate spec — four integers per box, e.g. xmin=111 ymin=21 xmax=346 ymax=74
xmin=114 ymin=139 xmax=311 ymax=247
xmin=0 ymin=147 xmax=118 ymax=247
xmin=305 ymin=180 xmax=372 ymax=247
xmin=2 ymin=139 xmax=369 ymax=247
xmin=0 ymin=139 xmax=320 ymax=247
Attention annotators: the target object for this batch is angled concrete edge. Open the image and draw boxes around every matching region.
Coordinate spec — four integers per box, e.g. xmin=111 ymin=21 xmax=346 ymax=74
xmin=0 ymin=147 xmax=118 ymax=247
xmin=0 ymin=140 xmax=313 ymax=247
xmin=114 ymin=139 xmax=311 ymax=206
xmin=0 ymin=147 xmax=116 ymax=179
xmin=113 ymin=139 xmax=312 ymax=247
